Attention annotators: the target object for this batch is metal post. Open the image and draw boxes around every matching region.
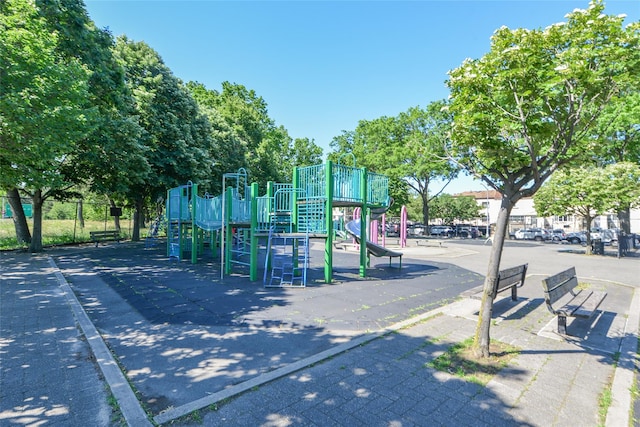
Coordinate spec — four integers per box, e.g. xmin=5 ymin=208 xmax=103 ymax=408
xmin=324 ymin=161 xmax=333 ymax=283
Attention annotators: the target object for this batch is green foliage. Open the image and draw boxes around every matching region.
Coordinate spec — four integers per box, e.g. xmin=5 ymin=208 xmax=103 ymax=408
xmin=290 ymin=137 xmax=323 ymax=167
xmin=0 ymin=0 xmax=93 ymax=191
xmin=602 ymin=162 xmax=640 ymax=212
xmin=430 ymin=194 xmax=480 ymax=224
xmin=446 ymin=0 xmax=639 ymax=357
xmin=329 ymin=100 xmax=457 ymax=222
xmin=114 ymin=36 xmax=213 ymax=200
xmin=446 ymin=1 xmax=639 ymax=198
xmin=535 ymin=162 xmax=640 ymax=229
xmin=187 ymin=81 xmax=306 ymax=193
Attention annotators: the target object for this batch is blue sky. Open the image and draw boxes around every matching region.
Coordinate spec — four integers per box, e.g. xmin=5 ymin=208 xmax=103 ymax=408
xmin=84 ymin=0 xmax=639 ymax=193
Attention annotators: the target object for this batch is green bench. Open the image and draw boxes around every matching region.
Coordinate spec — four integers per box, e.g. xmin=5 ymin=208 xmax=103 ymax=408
xmin=90 ymin=230 xmax=121 ymax=247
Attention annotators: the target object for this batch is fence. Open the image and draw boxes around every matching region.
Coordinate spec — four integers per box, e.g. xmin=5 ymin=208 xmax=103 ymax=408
xmin=0 ymin=200 xmax=137 ymax=250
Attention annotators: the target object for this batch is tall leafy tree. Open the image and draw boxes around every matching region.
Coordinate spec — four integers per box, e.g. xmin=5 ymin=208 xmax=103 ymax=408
xmin=114 ymin=36 xmax=214 ymax=239
xmin=534 ymin=166 xmax=609 ymax=252
xmin=330 ymin=100 xmax=457 ymax=221
xmin=36 ymin=0 xmax=147 ymax=234
xmin=593 ymin=91 xmax=640 ymax=233
xmin=0 ymin=0 xmax=93 ymax=251
xmin=446 ymin=1 xmax=639 ymax=357
xmin=430 ymin=194 xmax=480 ymax=225
xmin=602 ymin=162 xmax=640 ymax=232
xmin=188 ymin=81 xmax=297 ymax=189
xmin=187 ymin=81 xmax=245 ymax=193
xmin=289 ymin=137 xmax=323 ymax=168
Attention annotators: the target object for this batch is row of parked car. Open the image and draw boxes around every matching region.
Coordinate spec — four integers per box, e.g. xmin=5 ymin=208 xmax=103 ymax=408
xmin=509 ymin=227 xmax=619 ymax=245
xmin=408 ymin=224 xmax=483 ymax=239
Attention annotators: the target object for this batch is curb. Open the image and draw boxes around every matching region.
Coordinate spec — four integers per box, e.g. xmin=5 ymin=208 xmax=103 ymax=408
xmin=606 ymin=286 xmax=640 ymax=426
xmin=48 ymin=256 xmax=153 ymax=427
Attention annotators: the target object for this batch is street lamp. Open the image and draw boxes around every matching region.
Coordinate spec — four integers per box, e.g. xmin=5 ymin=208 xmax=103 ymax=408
xmin=481 ymin=183 xmax=490 ymax=237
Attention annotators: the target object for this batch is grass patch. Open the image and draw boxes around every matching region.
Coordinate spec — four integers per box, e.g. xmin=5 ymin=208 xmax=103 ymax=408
xmin=0 ymin=218 xmax=149 ymax=250
xmin=597 ymin=351 xmax=620 ymax=426
xmin=427 ymin=337 xmax=520 ymax=386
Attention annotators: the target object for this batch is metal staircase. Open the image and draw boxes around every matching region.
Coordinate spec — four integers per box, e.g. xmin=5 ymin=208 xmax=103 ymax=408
xmin=263 ymin=187 xmax=310 ymax=288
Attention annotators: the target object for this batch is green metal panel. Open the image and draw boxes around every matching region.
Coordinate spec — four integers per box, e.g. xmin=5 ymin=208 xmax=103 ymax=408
xmin=292 ymin=167 xmax=299 ymax=232
xmin=324 ymin=161 xmax=333 ymax=283
xmin=359 ymin=167 xmax=368 ymax=277
xmin=250 ymin=183 xmax=259 ymax=281
xmin=192 ymin=183 xmax=198 ymax=264
xmin=224 ymin=187 xmax=233 ymax=274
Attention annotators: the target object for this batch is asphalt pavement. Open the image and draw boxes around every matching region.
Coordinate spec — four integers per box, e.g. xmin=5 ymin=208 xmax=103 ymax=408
xmin=1 ymin=237 xmax=638 ymax=426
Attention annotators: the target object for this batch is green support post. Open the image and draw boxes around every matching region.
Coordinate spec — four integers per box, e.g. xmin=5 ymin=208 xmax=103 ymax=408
xmin=166 ymin=189 xmax=171 ymax=257
xmin=265 ymin=181 xmax=275 ymax=272
xmin=250 ymin=182 xmax=259 ymax=281
xmin=359 ymin=167 xmax=368 ymax=277
xmin=291 ymin=167 xmax=301 ymax=275
xmin=292 ymin=167 xmax=299 ymax=232
xmin=224 ymin=186 xmax=233 ymax=274
xmin=325 ymin=161 xmax=334 ymax=283
xmin=191 ymin=183 xmax=198 ymax=264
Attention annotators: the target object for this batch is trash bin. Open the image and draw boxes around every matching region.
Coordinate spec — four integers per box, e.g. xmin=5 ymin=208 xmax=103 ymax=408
xmin=591 ymin=238 xmax=604 ymax=255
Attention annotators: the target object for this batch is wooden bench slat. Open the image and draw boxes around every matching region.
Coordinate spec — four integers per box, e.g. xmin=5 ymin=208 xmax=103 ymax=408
xmin=541 ymin=267 xmax=607 ymax=335
xmin=494 ymin=263 xmax=527 ymax=300
xmin=557 ymin=289 xmax=593 ymax=316
xmin=90 ymin=230 xmax=120 ymax=247
xmin=572 ymin=291 xmax=607 ymax=318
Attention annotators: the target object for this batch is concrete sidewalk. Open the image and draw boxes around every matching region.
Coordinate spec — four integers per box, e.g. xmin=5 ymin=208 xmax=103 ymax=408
xmin=0 ymin=253 xmax=119 ymax=426
xmin=1 ymin=241 xmax=638 ymax=426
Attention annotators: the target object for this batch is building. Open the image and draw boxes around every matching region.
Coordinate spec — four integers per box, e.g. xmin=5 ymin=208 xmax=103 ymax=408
xmin=457 ymin=190 xmax=640 ymax=234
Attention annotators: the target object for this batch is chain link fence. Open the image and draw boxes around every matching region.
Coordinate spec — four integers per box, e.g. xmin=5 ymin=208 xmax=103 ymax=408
xmin=0 ymin=199 xmax=137 ymax=249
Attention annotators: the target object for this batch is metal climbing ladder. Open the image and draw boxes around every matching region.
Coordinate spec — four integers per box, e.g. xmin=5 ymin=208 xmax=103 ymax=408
xmin=263 ymin=187 xmax=310 ymax=288
xmin=263 ymin=229 xmax=309 ymax=288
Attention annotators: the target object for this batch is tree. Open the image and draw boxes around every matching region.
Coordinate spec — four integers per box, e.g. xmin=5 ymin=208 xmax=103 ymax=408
xmin=446 ymin=1 xmax=639 ymax=357
xmin=187 ymin=81 xmax=296 ymax=190
xmin=114 ymin=36 xmax=214 ymax=240
xmin=0 ymin=0 xmax=94 ymax=252
xmin=289 ymin=137 xmax=323 ymax=167
xmin=431 ymin=194 xmax=480 ymax=225
xmin=330 ymin=100 xmax=457 ymax=220
xmin=602 ymin=162 xmax=640 ymax=231
xmin=593 ymin=91 xmax=640 ymax=233
xmin=534 ymin=167 xmax=609 ymax=253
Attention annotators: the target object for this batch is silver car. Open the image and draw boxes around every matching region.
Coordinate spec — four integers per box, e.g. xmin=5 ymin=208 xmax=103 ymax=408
xmin=514 ymin=228 xmax=551 ymax=241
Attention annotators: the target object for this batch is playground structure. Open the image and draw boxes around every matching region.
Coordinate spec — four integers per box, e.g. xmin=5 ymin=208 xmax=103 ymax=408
xmin=165 ymin=161 xmax=393 ymax=285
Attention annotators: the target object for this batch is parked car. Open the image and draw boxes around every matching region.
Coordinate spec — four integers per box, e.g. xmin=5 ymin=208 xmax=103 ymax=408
xmin=454 ymin=224 xmax=479 ymax=239
xmin=591 ymin=228 xmax=617 ymax=245
xmin=407 ymin=223 xmax=426 ymax=236
xmin=550 ymin=229 xmax=567 ymax=242
xmin=386 ymin=223 xmax=400 ymax=237
xmin=429 ymin=225 xmax=454 ymax=237
xmin=566 ymin=231 xmax=587 ymax=245
xmin=514 ymin=228 xmax=551 ymax=241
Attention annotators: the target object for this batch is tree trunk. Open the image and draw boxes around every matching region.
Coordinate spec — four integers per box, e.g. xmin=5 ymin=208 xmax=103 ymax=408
xmin=6 ymin=188 xmax=31 ymax=245
xmin=109 ymin=197 xmax=121 ymax=232
xmin=473 ymin=195 xmax=513 ymax=358
xmin=28 ymin=189 xmax=44 ymax=253
xmin=132 ymin=197 xmax=143 ymax=241
xmin=421 ymin=192 xmax=429 ymax=225
xmin=617 ymin=207 xmax=630 ymax=235
xmin=77 ymin=199 xmax=85 ymax=229
xmin=584 ymin=213 xmax=594 ymax=255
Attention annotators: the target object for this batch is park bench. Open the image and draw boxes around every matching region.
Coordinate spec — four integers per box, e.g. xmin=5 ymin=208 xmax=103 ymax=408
xmin=90 ymin=230 xmax=120 ymax=247
xmin=468 ymin=263 xmax=527 ymax=301
xmin=541 ymin=267 xmax=607 ymax=335
xmin=492 ymin=263 xmax=528 ymax=301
